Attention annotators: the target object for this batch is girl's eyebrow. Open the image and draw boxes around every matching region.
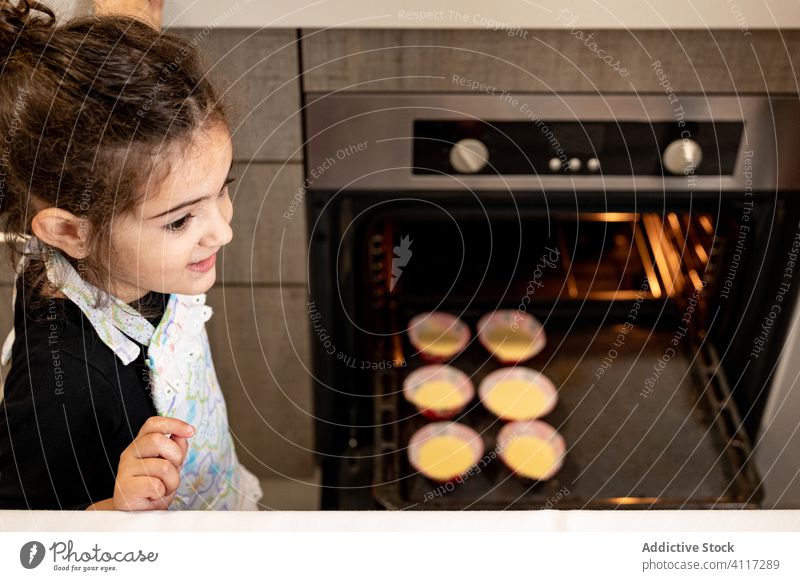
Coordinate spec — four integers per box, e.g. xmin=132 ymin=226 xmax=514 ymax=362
xmin=148 ymin=160 xmax=234 ymax=220
xmin=150 ymin=195 xmax=208 ymax=219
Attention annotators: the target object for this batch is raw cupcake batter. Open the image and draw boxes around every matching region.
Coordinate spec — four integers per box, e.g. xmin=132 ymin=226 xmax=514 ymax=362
xmin=413 ymin=381 xmax=463 ymax=410
xmin=416 ymin=325 xmax=462 ymax=358
xmin=484 ymin=378 xmax=549 ymax=420
xmin=503 ymin=435 xmax=559 ymax=479
xmin=417 ymin=436 xmax=475 ymax=480
xmin=484 ymin=326 xmax=537 ymax=360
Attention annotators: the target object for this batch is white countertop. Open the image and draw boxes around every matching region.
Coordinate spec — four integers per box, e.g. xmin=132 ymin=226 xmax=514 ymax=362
xmin=2 ymin=510 xmax=799 ymax=532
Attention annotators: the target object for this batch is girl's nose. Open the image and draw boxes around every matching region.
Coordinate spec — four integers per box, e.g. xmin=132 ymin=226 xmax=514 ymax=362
xmin=201 ymin=201 xmax=233 ymax=248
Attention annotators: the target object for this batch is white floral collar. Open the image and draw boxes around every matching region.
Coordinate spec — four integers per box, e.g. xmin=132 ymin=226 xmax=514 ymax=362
xmin=30 ymin=236 xmax=161 ymax=365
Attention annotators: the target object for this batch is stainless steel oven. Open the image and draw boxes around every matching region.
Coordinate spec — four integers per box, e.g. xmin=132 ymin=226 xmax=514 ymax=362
xmin=303 ymin=93 xmax=800 ymax=509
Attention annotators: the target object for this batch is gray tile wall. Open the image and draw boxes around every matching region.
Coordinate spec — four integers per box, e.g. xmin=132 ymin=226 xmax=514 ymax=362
xmin=300 ymin=29 xmax=800 ymax=93
xmin=205 ymin=285 xmax=313 ymax=477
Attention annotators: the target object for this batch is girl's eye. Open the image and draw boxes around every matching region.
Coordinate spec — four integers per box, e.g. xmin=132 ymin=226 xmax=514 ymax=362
xmin=166 ymin=213 xmax=195 ymax=233
xmin=221 ymin=176 xmax=236 ymax=195
xmin=164 ymin=176 xmax=236 ymax=234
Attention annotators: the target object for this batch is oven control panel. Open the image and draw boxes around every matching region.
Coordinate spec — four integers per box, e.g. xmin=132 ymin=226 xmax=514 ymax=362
xmin=305 ymin=94 xmax=799 ymax=191
xmin=413 ymin=120 xmax=743 ymax=176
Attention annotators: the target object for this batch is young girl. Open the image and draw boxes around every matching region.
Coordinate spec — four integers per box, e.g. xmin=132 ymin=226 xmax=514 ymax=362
xmin=0 ymin=0 xmax=263 ymax=510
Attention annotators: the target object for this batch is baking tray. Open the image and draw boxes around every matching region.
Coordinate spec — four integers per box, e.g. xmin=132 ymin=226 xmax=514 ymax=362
xmin=372 ymin=311 xmax=762 ymax=510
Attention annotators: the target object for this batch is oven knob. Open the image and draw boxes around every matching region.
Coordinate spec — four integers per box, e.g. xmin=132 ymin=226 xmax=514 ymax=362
xmin=587 ymin=157 xmax=601 ymax=172
xmin=567 ymin=157 xmax=582 ymax=172
xmin=548 ymin=157 xmax=562 ymax=172
xmin=662 ymin=138 xmax=703 ymax=175
xmin=449 ymin=138 xmax=489 ymax=174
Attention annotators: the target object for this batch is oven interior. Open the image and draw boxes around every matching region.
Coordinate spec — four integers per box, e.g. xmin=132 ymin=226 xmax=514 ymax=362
xmin=310 ymin=192 xmax=789 ymax=510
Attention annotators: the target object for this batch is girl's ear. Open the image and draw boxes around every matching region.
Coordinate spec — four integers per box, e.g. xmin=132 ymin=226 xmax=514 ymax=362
xmin=31 ymin=208 xmax=91 ymax=260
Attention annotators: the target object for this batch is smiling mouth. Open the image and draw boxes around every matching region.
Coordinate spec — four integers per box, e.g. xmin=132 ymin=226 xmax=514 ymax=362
xmin=188 ymin=253 xmax=217 ymax=272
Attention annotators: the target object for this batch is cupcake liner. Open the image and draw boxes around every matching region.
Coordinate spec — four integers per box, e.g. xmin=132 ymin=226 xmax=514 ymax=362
xmin=477 ymin=310 xmax=546 ymax=364
xmin=407 ymin=312 xmax=470 ymax=362
xmin=408 ymin=421 xmax=484 ymax=483
xmin=403 ymin=364 xmax=475 ymax=420
xmin=479 ymin=366 xmax=558 ymax=421
xmin=497 ymin=420 xmax=566 ymax=481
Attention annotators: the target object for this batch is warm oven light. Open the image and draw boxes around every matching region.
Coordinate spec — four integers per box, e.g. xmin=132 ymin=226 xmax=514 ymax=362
xmin=581 ymin=212 xmax=639 ymax=222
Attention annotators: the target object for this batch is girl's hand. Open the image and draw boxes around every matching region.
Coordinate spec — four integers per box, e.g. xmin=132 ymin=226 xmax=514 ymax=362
xmin=113 ymin=416 xmax=194 ymax=511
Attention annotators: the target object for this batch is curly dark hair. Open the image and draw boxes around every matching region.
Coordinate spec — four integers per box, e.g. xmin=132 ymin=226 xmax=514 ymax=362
xmin=0 ymin=0 xmax=227 ymax=315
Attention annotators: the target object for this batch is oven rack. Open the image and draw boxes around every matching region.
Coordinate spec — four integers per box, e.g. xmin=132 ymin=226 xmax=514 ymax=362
xmin=372 ymin=313 xmax=762 ymax=510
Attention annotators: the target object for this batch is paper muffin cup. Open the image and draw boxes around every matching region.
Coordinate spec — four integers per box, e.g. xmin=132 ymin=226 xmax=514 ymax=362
xmin=497 ymin=420 xmax=566 ymax=481
xmin=479 ymin=367 xmax=558 ymax=421
xmin=476 ymin=310 xmax=546 ymax=364
xmin=408 ymin=421 xmax=484 ymax=483
xmin=407 ymin=312 xmax=470 ymax=363
xmin=403 ymin=364 xmax=475 ymax=420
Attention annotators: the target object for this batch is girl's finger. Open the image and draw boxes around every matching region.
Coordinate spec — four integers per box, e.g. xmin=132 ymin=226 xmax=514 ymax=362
xmin=117 ymin=475 xmax=166 ymax=506
xmin=137 ymin=416 xmax=195 ymax=440
xmin=170 ymin=434 xmax=190 ymax=466
xmin=125 ymin=432 xmax=185 ymax=468
xmin=127 ymin=458 xmax=180 ymax=495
